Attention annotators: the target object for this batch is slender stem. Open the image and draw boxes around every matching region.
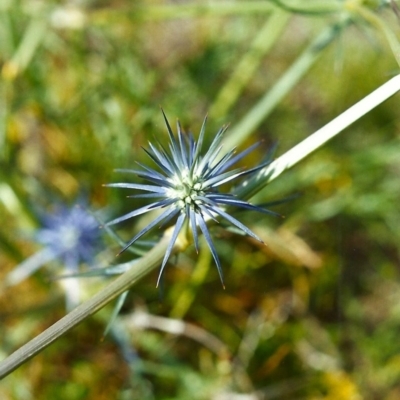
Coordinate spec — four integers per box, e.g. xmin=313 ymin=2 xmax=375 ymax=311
xmin=0 ymin=233 xmax=174 ymax=379
xmin=236 ymin=74 xmax=400 ymax=200
xmin=348 ymin=3 xmax=400 ymax=68
xmin=2 ymin=15 xmax=48 ymax=81
xmin=130 ymin=2 xmax=278 ymax=20
xmin=209 ymin=10 xmax=291 ymax=119
xmin=223 ymin=19 xmax=349 ymax=150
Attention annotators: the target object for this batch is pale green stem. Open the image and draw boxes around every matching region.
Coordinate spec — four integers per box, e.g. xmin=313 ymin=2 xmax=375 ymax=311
xmin=127 ymin=2 xmax=278 ymax=20
xmin=170 ymin=236 xmax=212 ymax=319
xmin=223 ymin=19 xmax=349 ymax=150
xmin=235 ymin=73 xmax=400 ymax=200
xmin=0 ymin=233 xmax=173 ymax=378
xmin=1 ymin=15 xmax=47 ymax=80
xmin=109 ymin=0 xmax=341 ymax=21
xmin=349 ymin=3 xmax=400 ymax=67
xmin=209 ymin=10 xmax=291 ymax=119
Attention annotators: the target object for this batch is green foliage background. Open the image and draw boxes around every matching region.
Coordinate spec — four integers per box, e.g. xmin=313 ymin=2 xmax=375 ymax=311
xmin=1 ymin=0 xmax=400 ymax=399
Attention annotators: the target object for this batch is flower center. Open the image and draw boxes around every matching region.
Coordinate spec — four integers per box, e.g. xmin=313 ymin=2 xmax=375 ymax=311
xmin=168 ymin=170 xmax=205 ymax=209
xmin=59 ymin=224 xmax=80 ymax=250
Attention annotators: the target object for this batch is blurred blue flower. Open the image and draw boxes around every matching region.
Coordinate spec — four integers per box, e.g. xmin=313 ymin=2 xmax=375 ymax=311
xmin=105 ymin=110 xmax=278 ymax=287
xmin=6 ymin=203 xmax=102 ymax=309
xmin=35 ymin=204 xmax=100 ymax=267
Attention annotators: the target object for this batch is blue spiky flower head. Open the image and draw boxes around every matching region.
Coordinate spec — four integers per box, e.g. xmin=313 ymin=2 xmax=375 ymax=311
xmin=35 ymin=204 xmax=101 ymax=267
xmin=6 ymin=202 xmax=102 ymax=308
xmin=105 ymin=110 xmax=277 ymax=286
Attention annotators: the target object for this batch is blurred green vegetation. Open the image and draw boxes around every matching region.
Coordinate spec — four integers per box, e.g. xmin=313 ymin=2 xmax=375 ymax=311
xmin=1 ymin=0 xmax=400 ymax=399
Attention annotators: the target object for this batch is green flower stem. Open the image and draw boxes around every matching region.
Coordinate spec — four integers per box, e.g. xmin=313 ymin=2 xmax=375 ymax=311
xmin=127 ymin=0 xmax=340 ymax=21
xmin=235 ymin=73 xmax=400 ymax=201
xmin=170 ymin=236 xmax=213 ymax=319
xmin=0 ymin=232 xmax=178 ymax=379
xmin=131 ymin=2 xmax=278 ymax=20
xmin=209 ymin=10 xmax=291 ymax=119
xmin=348 ymin=3 xmax=400 ymax=68
xmin=2 ymin=14 xmax=47 ymax=81
xmin=223 ymin=19 xmax=350 ymax=150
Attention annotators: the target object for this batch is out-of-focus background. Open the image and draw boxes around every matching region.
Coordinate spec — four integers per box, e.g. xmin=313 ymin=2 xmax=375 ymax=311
xmin=1 ymin=1 xmax=400 ymax=399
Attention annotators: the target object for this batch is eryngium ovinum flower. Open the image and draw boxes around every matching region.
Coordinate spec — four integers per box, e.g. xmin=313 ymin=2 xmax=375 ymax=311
xmin=5 ymin=204 xmax=101 ymax=309
xmin=105 ymin=111 xmax=277 ymax=287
